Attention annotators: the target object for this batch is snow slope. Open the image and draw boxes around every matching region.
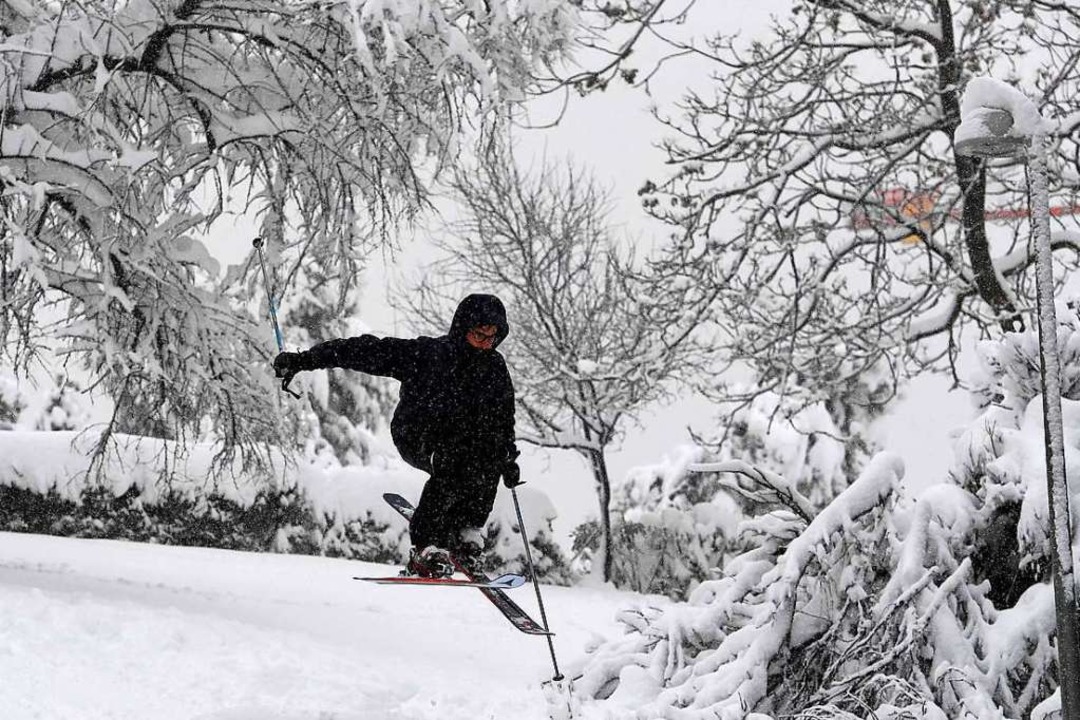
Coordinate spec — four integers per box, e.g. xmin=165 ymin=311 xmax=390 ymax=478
xmin=0 ymin=532 xmax=638 ymax=720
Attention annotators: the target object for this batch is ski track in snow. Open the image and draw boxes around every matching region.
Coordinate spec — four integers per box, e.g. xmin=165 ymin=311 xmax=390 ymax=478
xmin=0 ymin=532 xmax=636 ymax=720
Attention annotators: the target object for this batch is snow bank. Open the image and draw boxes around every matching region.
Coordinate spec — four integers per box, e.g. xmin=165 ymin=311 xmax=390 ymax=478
xmin=0 ymin=430 xmax=289 ymax=506
xmin=0 ymin=531 xmax=632 ymax=720
xmin=0 ymin=429 xmax=566 ymax=579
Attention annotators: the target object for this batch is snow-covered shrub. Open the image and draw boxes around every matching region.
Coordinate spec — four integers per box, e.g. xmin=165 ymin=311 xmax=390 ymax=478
xmin=0 ymin=430 xmax=568 ymax=581
xmin=0 ymin=373 xmax=91 ymax=431
xmin=583 ymin=388 xmax=879 ymax=600
xmin=34 ymin=375 xmax=92 ymax=431
xmin=0 ymin=374 xmax=21 ymax=429
xmin=712 ymin=383 xmax=886 ymax=511
xmin=573 ymin=454 xmax=895 ymax=715
xmin=572 ymin=312 xmax=1080 ymax=718
xmin=569 ymin=445 xmax=742 ymax=598
xmin=482 ymin=519 xmax=572 ymax=586
xmin=948 ymin=307 xmax=1080 ymax=608
xmin=0 ymin=482 xmax=337 ymax=552
xmin=574 ymin=454 xmax=1060 ymax=719
xmin=571 ymin=513 xmax=731 ymax=599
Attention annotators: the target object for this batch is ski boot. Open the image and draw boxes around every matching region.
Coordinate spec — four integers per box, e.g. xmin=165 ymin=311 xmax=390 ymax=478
xmin=402 ymin=546 xmax=455 ymax=579
xmin=451 ymin=527 xmax=486 ymax=575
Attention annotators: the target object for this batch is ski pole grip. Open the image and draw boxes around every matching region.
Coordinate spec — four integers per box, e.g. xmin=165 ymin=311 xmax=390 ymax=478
xmin=281 ymin=377 xmax=301 ymax=399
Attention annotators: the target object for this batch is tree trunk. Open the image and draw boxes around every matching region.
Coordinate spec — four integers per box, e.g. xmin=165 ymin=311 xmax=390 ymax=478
xmin=956 ymin=156 xmax=1022 ymax=331
xmin=935 ymin=0 xmax=1021 ymax=331
xmin=586 ymin=448 xmax=614 ymax=583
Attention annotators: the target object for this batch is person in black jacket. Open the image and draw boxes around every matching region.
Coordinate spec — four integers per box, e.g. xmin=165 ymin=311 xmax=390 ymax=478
xmin=272 ymin=294 xmax=521 ymax=577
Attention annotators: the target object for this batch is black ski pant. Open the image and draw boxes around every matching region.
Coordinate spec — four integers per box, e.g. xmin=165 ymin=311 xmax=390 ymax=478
xmin=406 ymin=449 xmax=501 ymax=551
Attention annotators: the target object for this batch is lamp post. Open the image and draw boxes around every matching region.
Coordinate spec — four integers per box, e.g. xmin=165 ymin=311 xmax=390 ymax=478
xmin=956 ymin=78 xmax=1080 ymax=717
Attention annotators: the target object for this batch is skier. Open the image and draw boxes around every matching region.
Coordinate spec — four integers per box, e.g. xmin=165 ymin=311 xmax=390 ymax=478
xmin=271 ymin=293 xmax=522 ymax=578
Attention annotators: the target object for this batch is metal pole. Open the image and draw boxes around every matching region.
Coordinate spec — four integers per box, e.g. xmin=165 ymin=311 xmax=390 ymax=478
xmin=253 ymin=237 xmax=300 ymax=398
xmin=1030 ymin=132 xmax=1080 ymax=716
xmin=510 ymin=486 xmax=563 ymax=680
xmin=253 ymin=237 xmax=285 ymax=352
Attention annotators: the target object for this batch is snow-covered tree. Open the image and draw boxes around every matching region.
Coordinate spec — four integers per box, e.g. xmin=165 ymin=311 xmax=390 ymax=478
xmin=0 ymin=0 xmax=578 ymax=468
xmin=570 ymin=310 xmax=1080 ymax=719
xmin=600 ymin=378 xmax=885 ymax=599
xmin=406 ymin=146 xmax=707 ymax=582
xmin=584 ymin=444 xmax=738 ymax=598
xmin=283 ymin=274 xmax=397 ymax=468
xmin=705 ymin=380 xmax=888 ymax=511
xmin=615 ymin=0 xmax=1080 ymax=409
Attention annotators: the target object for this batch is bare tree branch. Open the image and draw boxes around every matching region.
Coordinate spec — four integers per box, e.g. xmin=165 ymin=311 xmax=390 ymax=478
xmin=400 ymin=141 xmax=709 ymax=580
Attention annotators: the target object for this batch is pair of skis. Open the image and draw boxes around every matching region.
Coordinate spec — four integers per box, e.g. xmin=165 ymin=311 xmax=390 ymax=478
xmin=358 ymin=571 xmax=526 ymax=590
xmin=355 ymin=493 xmax=552 ymax=636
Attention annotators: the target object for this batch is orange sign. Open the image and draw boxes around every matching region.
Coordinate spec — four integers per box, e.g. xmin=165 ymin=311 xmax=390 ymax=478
xmin=881 ymin=189 xmax=937 ymax=245
xmin=850 ymin=188 xmax=1080 ymax=241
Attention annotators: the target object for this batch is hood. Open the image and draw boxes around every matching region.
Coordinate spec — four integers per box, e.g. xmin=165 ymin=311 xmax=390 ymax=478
xmin=448 ymin=293 xmax=509 ymax=348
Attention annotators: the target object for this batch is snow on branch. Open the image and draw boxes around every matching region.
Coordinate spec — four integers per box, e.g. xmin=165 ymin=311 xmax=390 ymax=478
xmin=579 ymin=328 xmax=1080 ymax=717
xmin=687 ymin=459 xmax=816 ymax=524
xmin=575 ymin=453 xmax=903 ymax=718
xmin=631 ymin=0 xmax=1080 ymax=411
xmin=0 ymin=0 xmax=576 ymax=465
xmin=907 ymin=237 xmax=1080 ymax=342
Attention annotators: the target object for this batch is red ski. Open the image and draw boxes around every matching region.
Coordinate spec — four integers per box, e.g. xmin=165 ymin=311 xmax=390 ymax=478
xmin=382 ymin=493 xmax=553 ymax=636
xmin=355 ymin=572 xmax=526 ymax=589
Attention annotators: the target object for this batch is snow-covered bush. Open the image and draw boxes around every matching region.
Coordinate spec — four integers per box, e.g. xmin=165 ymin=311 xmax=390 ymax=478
xmin=574 ymin=453 xmax=1059 ymax=719
xmin=949 ymin=304 xmax=1080 ymax=608
xmin=35 ymin=375 xmax=92 ymax=431
xmin=578 ymin=388 xmax=879 ymax=599
xmin=0 ymin=372 xmax=91 ymax=431
xmin=0 ymin=374 xmax=21 ymax=429
xmin=485 ymin=489 xmax=573 ymax=585
xmin=570 ymin=445 xmax=741 ymax=598
xmin=712 ymin=382 xmax=886 ymax=511
xmin=572 ymin=310 xmax=1080 ymax=718
xmin=0 ymin=430 xmax=568 ymax=581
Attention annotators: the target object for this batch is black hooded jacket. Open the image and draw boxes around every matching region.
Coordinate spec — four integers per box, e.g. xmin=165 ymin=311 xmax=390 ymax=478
xmin=295 ymin=294 xmax=518 ymax=471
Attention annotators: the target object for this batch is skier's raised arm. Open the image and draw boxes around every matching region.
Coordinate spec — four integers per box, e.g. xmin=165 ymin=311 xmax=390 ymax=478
xmin=272 ymin=334 xmax=421 ymax=385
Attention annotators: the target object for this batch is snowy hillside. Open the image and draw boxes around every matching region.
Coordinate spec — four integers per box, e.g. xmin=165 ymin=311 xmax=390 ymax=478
xmin=0 ymin=531 xmax=641 ymax=720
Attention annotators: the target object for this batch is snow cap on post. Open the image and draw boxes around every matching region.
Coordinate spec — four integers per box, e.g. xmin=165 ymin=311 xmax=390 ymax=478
xmin=955 ymin=77 xmax=1050 ymax=159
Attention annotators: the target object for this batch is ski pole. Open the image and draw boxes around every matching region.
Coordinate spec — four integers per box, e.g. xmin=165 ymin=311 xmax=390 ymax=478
xmin=510 ymin=486 xmax=562 ymax=680
xmin=253 ymin=237 xmax=301 ymax=399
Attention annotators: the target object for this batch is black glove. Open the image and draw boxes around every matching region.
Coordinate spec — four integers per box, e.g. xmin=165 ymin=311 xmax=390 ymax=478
xmin=502 ymin=460 xmax=523 ymax=488
xmin=272 ymin=351 xmax=305 ymax=382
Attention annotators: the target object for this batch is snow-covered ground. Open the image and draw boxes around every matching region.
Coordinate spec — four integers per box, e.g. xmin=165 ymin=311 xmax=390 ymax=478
xmin=0 ymin=531 xmax=639 ymax=720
